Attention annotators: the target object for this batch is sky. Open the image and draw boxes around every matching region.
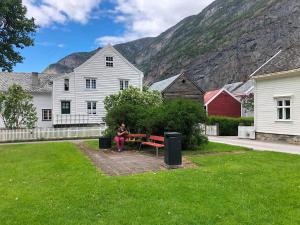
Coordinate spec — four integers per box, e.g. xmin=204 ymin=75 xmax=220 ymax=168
xmin=15 ymin=0 xmax=214 ymax=72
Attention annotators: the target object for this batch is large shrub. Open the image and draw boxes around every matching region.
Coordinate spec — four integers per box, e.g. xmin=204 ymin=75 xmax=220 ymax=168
xmin=105 ymin=87 xmax=208 ymax=149
xmin=164 ymin=99 xmax=207 ymax=148
xmin=139 ymin=99 xmax=209 ymax=148
xmin=104 ymin=87 xmax=163 ymax=132
xmin=207 ymin=116 xmax=254 ymax=136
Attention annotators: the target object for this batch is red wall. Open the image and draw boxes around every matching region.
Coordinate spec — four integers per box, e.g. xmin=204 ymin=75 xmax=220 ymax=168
xmin=207 ymin=91 xmax=241 ymax=117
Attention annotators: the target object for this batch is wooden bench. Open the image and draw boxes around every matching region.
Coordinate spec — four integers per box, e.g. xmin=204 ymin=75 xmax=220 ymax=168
xmin=125 ymin=133 xmax=147 ymax=147
xmin=140 ymin=135 xmax=165 ymax=157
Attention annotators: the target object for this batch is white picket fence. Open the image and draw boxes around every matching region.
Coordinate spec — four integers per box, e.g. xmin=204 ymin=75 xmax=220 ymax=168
xmin=0 ymin=127 xmax=106 ymax=143
xmin=199 ymin=124 xmax=219 ymax=136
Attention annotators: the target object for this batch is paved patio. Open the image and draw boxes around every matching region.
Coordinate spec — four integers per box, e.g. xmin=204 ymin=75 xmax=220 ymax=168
xmin=77 ymin=142 xmax=196 ymax=176
xmin=209 ymin=136 xmax=300 ymax=155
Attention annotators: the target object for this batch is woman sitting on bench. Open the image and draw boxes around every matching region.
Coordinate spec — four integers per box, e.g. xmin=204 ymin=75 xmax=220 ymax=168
xmin=114 ymin=123 xmax=128 ymax=152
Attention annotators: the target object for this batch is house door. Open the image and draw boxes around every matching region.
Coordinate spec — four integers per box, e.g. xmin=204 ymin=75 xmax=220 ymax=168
xmin=61 ymin=101 xmax=71 ymax=114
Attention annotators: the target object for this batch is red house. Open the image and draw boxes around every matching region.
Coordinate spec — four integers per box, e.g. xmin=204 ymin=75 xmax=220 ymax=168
xmin=204 ymin=88 xmax=241 ymax=117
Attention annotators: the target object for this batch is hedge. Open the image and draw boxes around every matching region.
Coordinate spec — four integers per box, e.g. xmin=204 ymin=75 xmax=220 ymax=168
xmin=207 ymin=116 xmax=254 ymax=136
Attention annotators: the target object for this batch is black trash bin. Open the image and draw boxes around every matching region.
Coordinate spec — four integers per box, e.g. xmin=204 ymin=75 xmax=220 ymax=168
xmin=164 ymin=132 xmax=182 ymax=167
xmin=99 ymin=137 xmax=112 ymax=149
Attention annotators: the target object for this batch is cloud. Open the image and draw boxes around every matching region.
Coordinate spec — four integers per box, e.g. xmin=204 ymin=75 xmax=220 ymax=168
xmin=96 ymin=0 xmax=214 ymax=46
xmin=36 ymin=41 xmax=65 ymax=48
xmin=23 ymin=0 xmax=101 ymax=27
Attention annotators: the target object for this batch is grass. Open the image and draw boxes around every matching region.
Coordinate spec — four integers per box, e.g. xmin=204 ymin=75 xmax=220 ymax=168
xmin=0 ymin=142 xmax=300 ymax=224
xmin=85 ymin=139 xmax=100 ymax=150
xmin=84 ymin=139 xmax=250 ymax=153
xmin=184 ymin=141 xmax=250 ymax=155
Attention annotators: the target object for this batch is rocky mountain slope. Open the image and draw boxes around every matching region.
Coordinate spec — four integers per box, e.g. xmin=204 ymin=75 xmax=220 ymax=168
xmin=43 ymin=0 xmax=300 ymax=91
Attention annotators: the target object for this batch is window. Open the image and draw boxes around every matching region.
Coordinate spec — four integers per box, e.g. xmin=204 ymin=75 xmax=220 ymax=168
xmin=106 ymin=56 xmax=114 ymax=67
xmin=61 ymin=101 xmax=71 ymax=114
xmin=42 ymin=109 xmax=52 ymax=121
xmin=120 ymin=80 xmax=129 ymax=90
xmin=276 ymin=99 xmax=291 ymax=120
xmin=64 ymin=79 xmax=69 ymax=91
xmin=87 ymin=101 xmax=97 ymax=114
xmin=86 ymin=78 xmax=96 ymax=89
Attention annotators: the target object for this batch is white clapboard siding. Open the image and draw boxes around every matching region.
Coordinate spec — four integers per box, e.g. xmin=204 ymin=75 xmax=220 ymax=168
xmin=0 ymin=127 xmax=105 ymax=142
xmin=255 ymin=73 xmax=300 ymax=136
xmin=52 ymin=45 xmax=143 ymax=125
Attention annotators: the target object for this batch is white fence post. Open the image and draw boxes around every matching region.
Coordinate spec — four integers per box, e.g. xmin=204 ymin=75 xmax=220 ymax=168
xmin=199 ymin=124 xmax=219 ymax=136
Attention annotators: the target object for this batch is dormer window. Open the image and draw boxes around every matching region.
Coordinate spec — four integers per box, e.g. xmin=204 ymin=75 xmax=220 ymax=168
xmin=64 ymin=79 xmax=69 ymax=91
xmin=106 ymin=56 xmax=114 ymax=67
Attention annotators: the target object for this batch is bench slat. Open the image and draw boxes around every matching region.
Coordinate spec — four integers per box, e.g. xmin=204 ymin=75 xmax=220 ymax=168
xmin=149 ymin=135 xmax=164 ymax=142
xmin=141 ymin=142 xmax=164 ymax=148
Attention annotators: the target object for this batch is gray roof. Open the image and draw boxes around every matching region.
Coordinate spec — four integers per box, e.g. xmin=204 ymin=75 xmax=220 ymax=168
xmin=0 ymin=72 xmax=59 ymax=93
xmin=232 ymin=80 xmax=254 ymax=96
xmin=223 ymin=82 xmax=243 ymax=92
xmin=149 ymin=74 xmax=181 ymax=92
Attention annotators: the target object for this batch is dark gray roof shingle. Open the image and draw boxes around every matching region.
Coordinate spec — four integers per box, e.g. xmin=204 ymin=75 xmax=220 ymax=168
xmin=0 ymin=72 xmax=60 ymax=93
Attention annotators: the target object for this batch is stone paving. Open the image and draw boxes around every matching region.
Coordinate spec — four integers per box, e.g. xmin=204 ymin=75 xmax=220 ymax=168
xmin=77 ymin=142 xmax=197 ymax=176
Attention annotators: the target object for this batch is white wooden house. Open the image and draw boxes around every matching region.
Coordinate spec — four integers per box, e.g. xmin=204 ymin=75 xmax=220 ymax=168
xmin=253 ymin=68 xmax=300 ymax=144
xmin=0 ymin=45 xmax=143 ymax=128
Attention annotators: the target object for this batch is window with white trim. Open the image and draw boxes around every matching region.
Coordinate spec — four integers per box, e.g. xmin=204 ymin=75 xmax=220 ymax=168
xmin=276 ymin=98 xmax=291 ymax=120
xmin=42 ymin=109 xmax=52 ymax=121
xmin=106 ymin=56 xmax=114 ymax=67
xmin=86 ymin=78 xmax=96 ymax=89
xmin=120 ymin=79 xmax=129 ymax=90
xmin=87 ymin=101 xmax=97 ymax=114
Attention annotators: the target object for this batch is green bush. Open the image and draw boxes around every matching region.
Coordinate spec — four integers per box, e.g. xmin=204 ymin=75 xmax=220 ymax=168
xmin=104 ymin=87 xmax=162 ymax=133
xmin=138 ymin=99 xmax=208 ymax=149
xmin=207 ymin=116 xmax=254 ymax=136
xmin=104 ymin=87 xmax=208 ymax=149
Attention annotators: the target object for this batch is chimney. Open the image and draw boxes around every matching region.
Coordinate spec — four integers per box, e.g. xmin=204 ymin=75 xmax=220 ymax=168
xmin=31 ymin=72 xmax=40 ymax=86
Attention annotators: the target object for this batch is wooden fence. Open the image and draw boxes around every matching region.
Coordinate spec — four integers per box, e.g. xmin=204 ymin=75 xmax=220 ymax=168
xmin=0 ymin=127 xmax=106 ymax=143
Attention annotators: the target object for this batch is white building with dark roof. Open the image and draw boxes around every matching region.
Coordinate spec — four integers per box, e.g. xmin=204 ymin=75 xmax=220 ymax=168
xmin=0 ymin=45 xmax=143 ymax=128
xmin=253 ymin=68 xmax=300 ymax=144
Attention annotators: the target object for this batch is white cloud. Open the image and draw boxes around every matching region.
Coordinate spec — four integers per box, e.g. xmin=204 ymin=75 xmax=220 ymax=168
xmin=23 ymin=0 xmax=101 ymax=27
xmin=96 ymin=0 xmax=214 ymax=46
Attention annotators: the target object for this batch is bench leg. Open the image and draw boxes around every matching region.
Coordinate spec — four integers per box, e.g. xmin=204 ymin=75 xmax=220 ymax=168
xmin=156 ymin=147 xmax=158 ymax=157
xmin=139 ymin=143 xmax=142 ymax=151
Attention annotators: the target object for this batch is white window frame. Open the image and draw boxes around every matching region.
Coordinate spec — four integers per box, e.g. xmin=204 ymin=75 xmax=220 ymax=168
xmin=120 ymin=79 xmax=129 ymax=90
xmin=85 ymin=78 xmax=97 ymax=90
xmin=87 ymin=101 xmax=97 ymax=115
xmin=275 ymin=98 xmax=292 ymax=121
xmin=105 ymin=56 xmax=114 ymax=67
xmin=42 ymin=109 xmax=52 ymax=121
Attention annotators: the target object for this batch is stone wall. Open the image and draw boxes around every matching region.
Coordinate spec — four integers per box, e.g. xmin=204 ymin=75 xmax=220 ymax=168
xmin=256 ymin=132 xmax=300 ymax=145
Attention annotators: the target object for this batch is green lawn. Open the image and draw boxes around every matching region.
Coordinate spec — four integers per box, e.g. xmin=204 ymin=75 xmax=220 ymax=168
xmin=84 ymin=139 xmax=250 ymax=153
xmin=0 ymin=142 xmax=300 ymax=225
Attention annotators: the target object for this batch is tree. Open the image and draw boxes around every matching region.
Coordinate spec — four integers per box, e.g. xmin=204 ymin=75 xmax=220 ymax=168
xmin=0 ymin=84 xmax=37 ymax=129
xmin=0 ymin=0 xmax=37 ymax=72
xmin=241 ymin=93 xmax=254 ymax=112
xmin=104 ymin=86 xmax=163 ymax=112
xmin=104 ymin=87 xmax=163 ymax=132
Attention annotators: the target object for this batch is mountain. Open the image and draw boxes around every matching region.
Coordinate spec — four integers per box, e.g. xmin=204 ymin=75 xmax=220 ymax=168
xmin=43 ymin=0 xmax=300 ymax=91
